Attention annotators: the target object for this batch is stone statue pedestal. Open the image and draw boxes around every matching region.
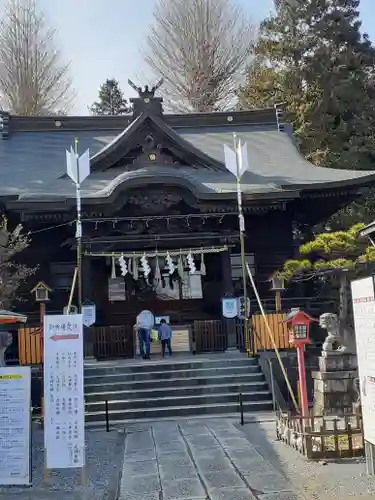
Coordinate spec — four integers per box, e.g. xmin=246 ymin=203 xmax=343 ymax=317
xmin=312 ymin=353 xmax=358 ymax=416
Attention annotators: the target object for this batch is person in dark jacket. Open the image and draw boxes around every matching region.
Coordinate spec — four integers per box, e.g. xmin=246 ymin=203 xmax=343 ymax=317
xmin=158 ymin=319 xmax=172 ymax=357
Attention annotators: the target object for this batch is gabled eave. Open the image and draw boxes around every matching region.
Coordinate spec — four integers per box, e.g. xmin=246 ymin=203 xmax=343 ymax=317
xmin=89 ymin=111 xmax=226 ymax=172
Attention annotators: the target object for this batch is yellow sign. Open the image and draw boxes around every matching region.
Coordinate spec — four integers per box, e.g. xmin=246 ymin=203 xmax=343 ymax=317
xmin=0 ymin=375 xmax=23 ymax=380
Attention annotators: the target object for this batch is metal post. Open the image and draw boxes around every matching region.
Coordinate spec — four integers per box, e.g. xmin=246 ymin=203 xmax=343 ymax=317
xmin=74 ymin=138 xmax=83 ymax=313
xmin=105 ymin=400 xmax=110 ymax=432
xmin=268 ymin=358 xmax=277 ymax=413
xmin=239 ymin=392 xmax=244 ymax=426
xmin=234 ymin=134 xmax=249 ymax=354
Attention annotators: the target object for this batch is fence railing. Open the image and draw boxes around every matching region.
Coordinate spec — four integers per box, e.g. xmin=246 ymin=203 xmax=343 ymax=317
xmin=193 ymin=320 xmax=227 ymax=353
xmin=18 ymin=312 xmax=292 ymax=364
xmin=18 ymin=327 xmax=43 ymax=365
xmin=252 ymin=313 xmax=289 ymax=352
xmin=276 ymin=411 xmax=364 ymax=459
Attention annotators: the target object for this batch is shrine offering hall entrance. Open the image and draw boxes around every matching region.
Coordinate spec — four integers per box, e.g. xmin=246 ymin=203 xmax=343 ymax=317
xmin=84 ymin=245 xmax=246 ymax=358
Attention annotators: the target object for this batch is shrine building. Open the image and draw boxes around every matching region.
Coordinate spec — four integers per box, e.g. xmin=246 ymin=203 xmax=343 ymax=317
xmin=1 ymin=83 xmax=375 ymax=358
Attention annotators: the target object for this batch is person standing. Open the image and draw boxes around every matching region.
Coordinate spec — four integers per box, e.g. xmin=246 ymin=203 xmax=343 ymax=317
xmin=136 ymin=310 xmax=154 ymax=360
xmin=158 ymin=318 xmax=172 ymax=357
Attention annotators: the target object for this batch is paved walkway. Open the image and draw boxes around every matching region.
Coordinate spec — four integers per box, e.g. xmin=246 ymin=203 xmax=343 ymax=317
xmin=119 ymin=419 xmax=305 ymax=500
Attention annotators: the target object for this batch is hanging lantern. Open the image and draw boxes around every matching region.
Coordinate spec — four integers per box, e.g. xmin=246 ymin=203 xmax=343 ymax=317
xmin=200 ymin=252 xmax=206 ymax=276
xmin=187 ymin=252 xmax=196 ymax=274
xmin=118 ymin=254 xmax=128 ymax=277
xmin=166 ymin=252 xmax=175 ymax=275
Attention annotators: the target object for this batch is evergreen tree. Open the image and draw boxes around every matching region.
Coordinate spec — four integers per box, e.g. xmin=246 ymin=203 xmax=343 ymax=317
xmin=90 ymin=79 xmax=130 ymax=115
xmin=279 ymin=223 xmax=375 ymax=351
xmin=239 ymin=0 xmax=375 ymax=171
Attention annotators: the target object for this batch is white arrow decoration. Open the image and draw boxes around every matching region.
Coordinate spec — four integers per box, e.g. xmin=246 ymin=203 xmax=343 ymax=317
xmin=224 ymin=139 xmax=248 ymax=179
xmin=66 ymin=147 xmax=90 ymax=184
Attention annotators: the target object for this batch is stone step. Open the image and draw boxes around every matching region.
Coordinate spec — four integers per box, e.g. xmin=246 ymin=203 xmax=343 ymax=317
xmin=84 ymin=364 xmax=260 ymax=385
xmin=85 ymin=390 xmax=271 ymax=412
xmin=85 ymin=372 xmax=265 ymax=393
xmin=84 ymin=356 xmax=257 ymax=377
xmin=84 ymin=380 xmax=268 ymax=402
xmin=85 ymin=399 xmax=273 ymax=423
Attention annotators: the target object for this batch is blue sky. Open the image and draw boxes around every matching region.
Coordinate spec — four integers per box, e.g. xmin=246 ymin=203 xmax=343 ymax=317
xmin=2 ymin=0 xmax=373 ymax=114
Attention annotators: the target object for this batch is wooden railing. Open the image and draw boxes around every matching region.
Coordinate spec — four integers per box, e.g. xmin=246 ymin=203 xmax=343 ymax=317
xmin=277 ymin=411 xmax=364 ymax=459
xmin=193 ymin=320 xmax=227 ymax=353
xmin=251 ymin=313 xmax=289 ymax=352
xmin=89 ymin=325 xmax=134 ymax=360
xmin=18 ymin=327 xmax=43 ymax=365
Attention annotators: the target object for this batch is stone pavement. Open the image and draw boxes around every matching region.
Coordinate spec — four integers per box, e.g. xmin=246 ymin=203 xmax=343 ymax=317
xmin=119 ymin=419 xmax=305 ymax=500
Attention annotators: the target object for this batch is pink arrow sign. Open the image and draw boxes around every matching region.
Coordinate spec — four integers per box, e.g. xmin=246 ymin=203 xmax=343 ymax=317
xmin=50 ymin=334 xmax=79 ymax=341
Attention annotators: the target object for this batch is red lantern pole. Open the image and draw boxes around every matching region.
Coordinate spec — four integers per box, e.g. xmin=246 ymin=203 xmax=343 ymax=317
xmin=296 ymin=344 xmax=309 ymax=418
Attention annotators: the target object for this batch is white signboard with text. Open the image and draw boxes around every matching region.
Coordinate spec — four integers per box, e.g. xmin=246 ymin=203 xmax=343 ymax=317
xmin=0 ymin=366 xmax=31 ymax=486
xmin=82 ymin=304 xmax=96 ymax=327
xmin=222 ymin=298 xmax=238 ymax=319
xmin=351 ymin=277 xmax=375 ymax=447
xmin=44 ymin=314 xmax=85 ymax=469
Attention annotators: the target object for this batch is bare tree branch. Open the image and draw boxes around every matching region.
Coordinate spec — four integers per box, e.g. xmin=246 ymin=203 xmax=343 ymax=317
xmin=0 ymin=0 xmax=74 ymax=115
xmin=144 ymin=0 xmax=256 ymax=112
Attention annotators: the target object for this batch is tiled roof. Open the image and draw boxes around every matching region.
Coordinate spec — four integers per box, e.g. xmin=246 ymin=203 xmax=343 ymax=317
xmin=0 ymin=108 xmax=374 ymax=204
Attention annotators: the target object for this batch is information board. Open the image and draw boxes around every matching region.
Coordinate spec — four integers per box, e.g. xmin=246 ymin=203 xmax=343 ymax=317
xmin=351 ymin=276 xmax=375 ymax=447
xmin=0 ymin=366 xmax=31 ymax=486
xmin=44 ymin=314 xmax=85 ymax=469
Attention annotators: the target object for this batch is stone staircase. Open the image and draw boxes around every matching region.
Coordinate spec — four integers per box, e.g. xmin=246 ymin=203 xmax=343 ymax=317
xmin=84 ymin=354 xmax=273 ymax=426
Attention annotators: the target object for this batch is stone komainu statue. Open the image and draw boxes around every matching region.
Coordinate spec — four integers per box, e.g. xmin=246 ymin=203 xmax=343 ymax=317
xmin=319 ymin=312 xmax=356 ymax=354
xmin=319 ymin=313 xmax=347 ymax=353
xmin=0 ymin=331 xmax=12 ymax=366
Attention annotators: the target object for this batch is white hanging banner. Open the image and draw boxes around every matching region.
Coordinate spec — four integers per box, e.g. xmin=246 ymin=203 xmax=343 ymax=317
xmin=351 ymin=277 xmax=375 ymax=447
xmin=82 ymin=304 xmax=96 ymax=327
xmin=237 ymin=296 xmax=251 ymax=319
xmin=0 ymin=366 xmax=31 ymax=486
xmin=222 ymin=298 xmax=238 ymax=319
xmin=43 ymin=314 xmax=85 ymax=470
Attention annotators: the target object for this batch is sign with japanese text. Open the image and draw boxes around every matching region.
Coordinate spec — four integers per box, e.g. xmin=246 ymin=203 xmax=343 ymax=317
xmin=43 ymin=314 xmax=85 ymax=469
xmin=0 ymin=366 xmax=31 ymax=486
xmin=351 ymin=277 xmax=375 ymax=447
xmin=237 ymin=296 xmax=251 ymax=319
xmin=82 ymin=304 xmax=96 ymax=327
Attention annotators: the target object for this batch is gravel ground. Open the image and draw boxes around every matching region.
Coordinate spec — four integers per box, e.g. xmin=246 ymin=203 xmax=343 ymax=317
xmin=0 ymin=425 xmax=124 ymax=500
xmin=238 ymin=420 xmax=375 ymax=500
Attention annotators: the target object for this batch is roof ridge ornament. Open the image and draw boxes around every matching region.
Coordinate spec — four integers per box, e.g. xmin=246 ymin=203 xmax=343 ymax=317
xmin=128 ymin=79 xmax=164 ymax=100
xmin=128 ymin=79 xmax=164 ymax=117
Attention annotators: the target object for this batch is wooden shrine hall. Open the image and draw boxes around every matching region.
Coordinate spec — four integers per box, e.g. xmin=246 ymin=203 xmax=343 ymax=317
xmin=2 ymin=81 xmax=375 ymax=359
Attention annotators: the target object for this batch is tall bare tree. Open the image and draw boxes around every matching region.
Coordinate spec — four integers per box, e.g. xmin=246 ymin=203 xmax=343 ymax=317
xmin=144 ymin=0 xmax=255 ymax=112
xmin=0 ymin=0 xmax=73 ymax=115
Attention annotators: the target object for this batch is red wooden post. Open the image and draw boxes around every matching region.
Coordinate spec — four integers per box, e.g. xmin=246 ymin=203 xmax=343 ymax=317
xmin=296 ymin=344 xmax=309 ymax=417
xmin=282 ymin=309 xmax=317 ymax=418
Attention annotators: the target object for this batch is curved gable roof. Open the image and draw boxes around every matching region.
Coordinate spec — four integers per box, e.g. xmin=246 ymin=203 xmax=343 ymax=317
xmin=89 ymin=111 xmax=226 ymax=172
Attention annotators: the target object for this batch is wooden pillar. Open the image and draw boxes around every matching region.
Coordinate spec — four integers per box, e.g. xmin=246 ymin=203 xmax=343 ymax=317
xmin=82 ymin=254 xmax=92 ymax=303
xmin=221 ymin=251 xmax=238 ymax=350
xmin=82 ymin=255 xmax=95 ymax=359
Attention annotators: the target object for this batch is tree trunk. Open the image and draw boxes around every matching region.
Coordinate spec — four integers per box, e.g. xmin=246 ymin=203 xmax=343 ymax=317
xmin=338 ymin=271 xmax=356 ymax=354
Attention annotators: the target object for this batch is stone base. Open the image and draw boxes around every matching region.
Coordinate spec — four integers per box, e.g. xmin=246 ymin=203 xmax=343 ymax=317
xmin=319 ymin=352 xmax=357 ymax=372
xmin=312 ymin=356 xmax=358 ymax=416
